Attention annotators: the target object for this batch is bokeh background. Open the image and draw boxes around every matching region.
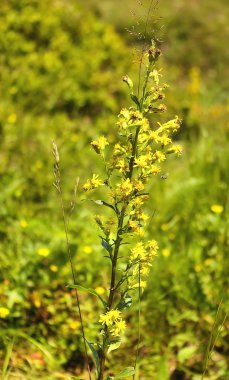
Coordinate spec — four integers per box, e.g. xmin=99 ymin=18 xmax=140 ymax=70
xmin=0 ymin=0 xmax=228 ymax=379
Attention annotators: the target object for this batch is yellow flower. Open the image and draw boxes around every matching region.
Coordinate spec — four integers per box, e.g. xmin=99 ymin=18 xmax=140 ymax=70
xmin=148 ymin=165 xmax=161 ymax=175
xmin=91 ymin=136 xmax=109 ymax=154
xmin=116 ymin=178 xmax=133 ymax=198
xmin=134 ymin=154 xmax=151 ymax=169
xmin=82 ymin=245 xmax=93 ymax=254
xmin=158 ymin=134 xmax=172 ymax=146
xmin=153 ymin=151 xmax=166 ymax=163
xmin=211 ymin=204 xmax=223 ymax=214
xmin=0 ymin=307 xmax=10 ymax=319
xmin=95 ymin=286 xmax=105 ymax=295
xmin=37 ymin=247 xmax=50 ymax=257
xmin=133 ymin=180 xmax=145 ymax=192
xmin=50 ymin=265 xmax=58 ymax=272
xmin=20 ymin=219 xmax=28 ymax=228
xmin=99 ymin=310 xmax=121 ymax=327
xmin=161 ymin=223 xmax=168 ymax=231
xmin=110 ymin=319 xmax=126 ymax=337
xmin=195 ymin=264 xmax=202 ymax=273
xmin=7 ymin=114 xmax=17 ymax=123
xmin=168 ymin=145 xmax=183 ymax=156
xmin=147 ymin=240 xmax=159 ymax=251
xmin=69 ymin=320 xmax=80 ymax=330
xmin=162 ymin=248 xmax=170 ymax=257
xmin=130 ymin=242 xmax=146 ymax=261
xmin=83 ymin=174 xmax=103 ymax=192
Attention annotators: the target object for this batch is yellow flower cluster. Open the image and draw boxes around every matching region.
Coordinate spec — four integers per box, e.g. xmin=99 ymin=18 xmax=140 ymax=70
xmin=91 ymin=136 xmax=109 ymax=154
xmin=129 ymin=240 xmax=158 ymax=289
xmin=99 ymin=309 xmax=126 ymax=337
xmin=83 ymin=174 xmax=103 ymax=192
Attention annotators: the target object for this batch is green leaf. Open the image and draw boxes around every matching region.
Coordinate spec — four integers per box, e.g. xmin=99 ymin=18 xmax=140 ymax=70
xmin=114 ymin=367 xmax=135 ymax=379
xmin=102 ymin=239 xmax=113 ymax=254
xmin=67 ymin=284 xmax=106 ymax=307
xmin=117 ymin=293 xmax=132 ymax=310
xmin=178 ymin=346 xmax=196 ymax=363
xmin=85 ymin=340 xmax=100 ymax=375
xmin=107 ymin=339 xmax=121 ymax=354
xmin=131 ymin=95 xmax=140 ymax=108
xmin=2 ymin=338 xmax=14 ymax=379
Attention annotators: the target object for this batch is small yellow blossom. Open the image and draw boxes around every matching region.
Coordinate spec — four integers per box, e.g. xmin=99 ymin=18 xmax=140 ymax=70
xmin=153 ymin=151 xmax=166 ymax=163
xmin=116 ymin=178 xmax=133 ymax=198
xmin=20 ymin=219 xmax=28 ymax=228
xmin=50 ymin=265 xmax=58 ymax=272
xmin=99 ymin=310 xmax=121 ymax=326
xmin=110 ymin=319 xmax=126 ymax=337
xmin=0 ymin=307 xmax=10 ymax=319
xmin=148 ymin=165 xmax=161 ymax=175
xmin=195 ymin=264 xmax=202 ymax=273
xmin=162 ymin=248 xmax=171 ymax=257
xmin=161 ymin=223 xmax=169 ymax=231
xmin=132 ymin=180 xmax=145 ymax=192
xmin=82 ymin=245 xmax=93 ymax=254
xmin=37 ymin=247 xmax=50 ymax=257
xmin=149 ymin=69 xmax=162 ymax=85
xmin=91 ymin=136 xmax=109 ymax=154
xmin=130 ymin=242 xmax=146 ymax=261
xmin=159 ymin=134 xmax=172 ymax=146
xmin=134 ymin=154 xmax=152 ymax=169
xmin=69 ymin=320 xmax=80 ymax=330
xmin=95 ymin=286 xmax=105 ymax=295
xmin=211 ymin=204 xmax=223 ymax=214
xmin=83 ymin=174 xmax=103 ymax=192
xmin=7 ymin=114 xmax=17 ymax=123
xmin=147 ymin=240 xmax=159 ymax=251
xmin=167 ymin=145 xmax=183 ymax=156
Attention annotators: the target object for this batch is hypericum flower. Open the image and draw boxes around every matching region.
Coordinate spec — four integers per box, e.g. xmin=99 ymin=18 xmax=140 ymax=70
xmin=211 ymin=204 xmax=224 ymax=214
xmin=91 ymin=136 xmax=109 ymax=154
xmin=0 ymin=307 xmax=10 ymax=319
xmin=37 ymin=247 xmax=50 ymax=257
xmin=153 ymin=151 xmax=166 ymax=163
xmin=83 ymin=174 xmax=103 ymax=192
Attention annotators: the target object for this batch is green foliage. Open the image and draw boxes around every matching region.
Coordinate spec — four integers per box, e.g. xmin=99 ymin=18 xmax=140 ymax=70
xmin=0 ymin=0 xmax=228 ymax=379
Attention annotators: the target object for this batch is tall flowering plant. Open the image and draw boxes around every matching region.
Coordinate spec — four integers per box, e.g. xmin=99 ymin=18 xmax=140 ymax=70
xmin=80 ymin=40 xmax=182 ymax=379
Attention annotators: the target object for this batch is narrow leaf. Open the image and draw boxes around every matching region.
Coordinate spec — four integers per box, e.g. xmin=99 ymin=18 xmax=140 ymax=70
xmin=67 ymin=284 xmax=106 ymax=307
xmin=117 ymin=293 xmax=132 ymax=311
xmin=114 ymin=367 xmax=135 ymax=379
xmin=131 ymin=95 xmax=140 ymax=108
xmin=85 ymin=340 xmax=100 ymax=374
xmin=102 ymin=240 xmax=112 ymax=254
xmin=2 ymin=339 xmax=14 ymax=378
xmin=107 ymin=339 xmax=121 ymax=354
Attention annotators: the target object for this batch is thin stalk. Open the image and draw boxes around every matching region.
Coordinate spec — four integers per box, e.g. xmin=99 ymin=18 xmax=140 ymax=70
xmin=53 ymin=143 xmax=91 ymax=380
xmin=133 ymin=263 xmax=141 ymax=380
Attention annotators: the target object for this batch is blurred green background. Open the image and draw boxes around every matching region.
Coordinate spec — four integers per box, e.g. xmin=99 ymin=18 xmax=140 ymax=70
xmin=0 ymin=0 xmax=228 ymax=379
